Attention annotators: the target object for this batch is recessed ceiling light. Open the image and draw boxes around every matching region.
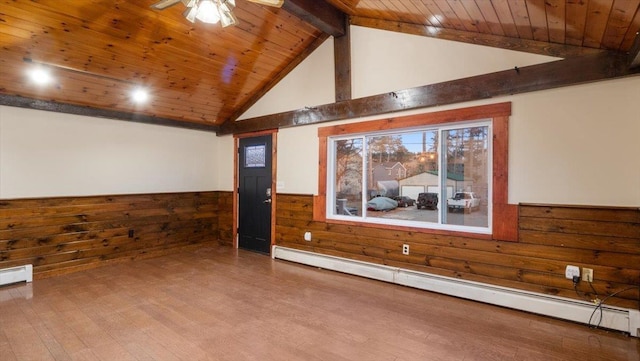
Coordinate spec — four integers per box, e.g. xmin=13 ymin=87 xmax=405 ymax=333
xmin=131 ymin=87 xmax=150 ymax=104
xmin=26 ymin=66 xmax=54 ymax=86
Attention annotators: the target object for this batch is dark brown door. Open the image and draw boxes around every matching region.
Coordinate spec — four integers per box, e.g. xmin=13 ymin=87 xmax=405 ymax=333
xmin=238 ymin=135 xmax=272 ymax=254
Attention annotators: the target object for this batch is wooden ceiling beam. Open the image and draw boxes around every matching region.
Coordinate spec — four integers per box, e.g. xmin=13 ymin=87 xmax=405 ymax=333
xmin=283 ymin=0 xmax=346 ymax=37
xmin=350 ymin=16 xmax=606 ymax=59
xmin=629 ymin=32 xmax=640 ymax=69
xmin=218 ymin=51 xmax=639 ymax=135
xmin=334 ymin=16 xmax=352 ymax=102
xmin=0 ymin=95 xmax=219 ymax=133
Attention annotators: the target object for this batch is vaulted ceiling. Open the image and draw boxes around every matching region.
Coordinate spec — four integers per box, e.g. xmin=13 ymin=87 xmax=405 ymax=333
xmin=331 ymin=0 xmax=640 ymax=51
xmin=1 ymin=0 xmax=639 ymax=133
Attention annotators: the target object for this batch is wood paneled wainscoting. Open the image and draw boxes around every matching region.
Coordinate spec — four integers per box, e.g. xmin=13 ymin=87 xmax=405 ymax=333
xmin=0 ymin=191 xmax=234 ymax=279
xmin=275 ymin=194 xmax=640 ymax=311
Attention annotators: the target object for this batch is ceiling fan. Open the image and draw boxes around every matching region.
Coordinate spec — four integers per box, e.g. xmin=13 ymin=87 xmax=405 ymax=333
xmin=151 ymin=0 xmax=284 ymax=27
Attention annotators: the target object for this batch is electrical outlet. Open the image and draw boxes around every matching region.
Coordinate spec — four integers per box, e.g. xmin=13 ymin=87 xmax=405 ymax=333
xmin=402 ymin=244 xmax=410 ymax=255
xmin=582 ymin=268 xmax=593 ymax=282
xmin=304 ymin=231 xmax=312 ymax=241
xmin=565 ymin=265 xmax=580 ymax=280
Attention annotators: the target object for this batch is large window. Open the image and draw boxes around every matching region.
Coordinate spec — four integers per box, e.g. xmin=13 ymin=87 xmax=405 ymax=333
xmin=328 ymin=121 xmax=491 ymax=233
xmin=317 ymin=103 xmax=517 ymax=240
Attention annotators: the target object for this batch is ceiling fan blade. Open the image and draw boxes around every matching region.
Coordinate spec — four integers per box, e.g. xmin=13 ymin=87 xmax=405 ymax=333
xmin=246 ymin=0 xmax=284 ymax=7
xmin=150 ymin=0 xmax=183 ymax=10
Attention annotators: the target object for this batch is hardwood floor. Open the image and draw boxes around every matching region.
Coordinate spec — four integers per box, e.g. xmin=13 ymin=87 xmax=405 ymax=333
xmin=1 ymin=246 xmax=638 ymax=361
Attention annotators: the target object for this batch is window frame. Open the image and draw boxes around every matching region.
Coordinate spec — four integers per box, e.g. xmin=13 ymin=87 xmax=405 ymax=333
xmin=314 ymin=102 xmax=517 ymax=241
xmin=327 ymin=120 xmax=493 ymax=233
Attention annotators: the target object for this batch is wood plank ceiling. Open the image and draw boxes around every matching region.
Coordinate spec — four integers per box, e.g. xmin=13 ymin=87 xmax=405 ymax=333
xmin=0 ymin=0 xmax=326 ymax=129
xmin=327 ymin=0 xmax=640 ymax=52
xmin=1 ymin=1 xmax=639 ymax=132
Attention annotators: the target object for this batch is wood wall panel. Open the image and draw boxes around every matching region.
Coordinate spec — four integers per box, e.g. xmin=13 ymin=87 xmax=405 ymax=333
xmin=275 ymin=194 xmax=640 ymax=309
xmin=217 ymin=191 xmax=234 ymax=246
xmin=0 ymin=191 xmax=233 ymax=278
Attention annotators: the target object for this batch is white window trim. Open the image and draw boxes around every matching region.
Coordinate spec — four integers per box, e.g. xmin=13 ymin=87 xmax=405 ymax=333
xmin=326 ymin=120 xmax=493 ymax=235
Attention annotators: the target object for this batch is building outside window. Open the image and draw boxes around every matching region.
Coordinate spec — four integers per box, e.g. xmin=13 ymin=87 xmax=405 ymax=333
xmin=328 ymin=120 xmax=491 ymax=234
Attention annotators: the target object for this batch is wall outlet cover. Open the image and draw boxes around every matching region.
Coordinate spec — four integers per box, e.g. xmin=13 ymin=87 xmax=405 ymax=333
xmin=565 ymin=265 xmax=580 ymax=279
xmin=402 ymin=244 xmax=410 ymax=255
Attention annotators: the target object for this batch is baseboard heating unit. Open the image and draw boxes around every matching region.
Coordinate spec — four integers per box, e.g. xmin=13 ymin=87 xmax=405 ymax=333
xmin=0 ymin=264 xmax=33 ymax=287
xmin=272 ymin=246 xmax=640 ymax=337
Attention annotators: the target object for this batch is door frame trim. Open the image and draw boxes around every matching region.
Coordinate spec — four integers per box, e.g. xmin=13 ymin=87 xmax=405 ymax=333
xmin=233 ymin=129 xmax=278 ymax=252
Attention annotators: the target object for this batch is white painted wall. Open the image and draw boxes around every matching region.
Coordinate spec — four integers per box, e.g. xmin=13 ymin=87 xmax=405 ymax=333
xmin=215 ymin=134 xmax=235 ymax=191
xmin=244 ymin=26 xmax=640 ymax=207
xmin=238 ymin=39 xmax=336 ymax=120
xmin=509 ymin=77 xmax=640 ymax=206
xmin=0 ymin=106 xmax=218 ymax=198
xmin=350 ymin=27 xmax=558 ymax=98
xmin=277 ymin=125 xmax=319 ymax=194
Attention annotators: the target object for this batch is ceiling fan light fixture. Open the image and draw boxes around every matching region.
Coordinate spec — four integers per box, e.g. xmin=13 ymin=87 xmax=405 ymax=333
xmin=218 ymin=0 xmax=235 ymax=12
xmin=151 ymin=0 xmax=183 ymax=10
xmin=219 ymin=9 xmax=237 ymax=27
xmin=218 ymin=0 xmax=237 ymax=27
xmin=195 ymin=0 xmax=221 ymax=24
xmin=155 ymin=0 xmax=277 ymax=27
xmin=183 ymin=5 xmax=199 ymax=23
xmin=246 ymin=0 xmax=283 ymax=7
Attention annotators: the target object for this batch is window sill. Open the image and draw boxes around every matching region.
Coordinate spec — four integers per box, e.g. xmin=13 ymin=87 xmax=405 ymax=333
xmin=314 ymin=207 xmax=493 ymax=240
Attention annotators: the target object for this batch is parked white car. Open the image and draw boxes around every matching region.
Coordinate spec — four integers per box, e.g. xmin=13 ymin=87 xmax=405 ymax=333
xmin=447 ymin=192 xmax=481 ymax=213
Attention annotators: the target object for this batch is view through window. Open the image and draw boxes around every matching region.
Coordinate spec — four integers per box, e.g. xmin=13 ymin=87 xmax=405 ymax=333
xmin=330 ymin=121 xmax=491 ymax=232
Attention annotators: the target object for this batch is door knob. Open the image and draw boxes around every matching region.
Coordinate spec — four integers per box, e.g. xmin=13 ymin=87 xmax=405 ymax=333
xmin=263 ymin=199 xmax=272 ymax=204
